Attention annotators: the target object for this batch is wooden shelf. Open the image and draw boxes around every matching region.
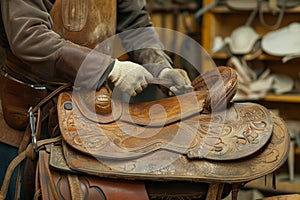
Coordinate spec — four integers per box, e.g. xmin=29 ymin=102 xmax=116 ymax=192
xmin=202 ymin=0 xmax=300 ymax=194
xmin=210 ymin=52 xmax=230 ymax=59
xmin=211 ymin=5 xmax=300 ymax=14
xmin=210 ymin=52 xmax=284 ymax=61
xmin=202 ymin=0 xmax=300 ymax=106
xmin=147 ymin=2 xmax=198 ymax=13
xmin=262 ymin=94 xmax=300 ymax=103
xmin=245 ymin=174 xmax=300 ymax=194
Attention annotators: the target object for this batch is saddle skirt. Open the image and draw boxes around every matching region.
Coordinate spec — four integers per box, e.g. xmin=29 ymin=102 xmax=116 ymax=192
xmin=52 ymin=111 xmax=288 ymax=183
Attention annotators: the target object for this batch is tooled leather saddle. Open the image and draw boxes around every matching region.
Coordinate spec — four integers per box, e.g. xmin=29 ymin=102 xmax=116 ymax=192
xmin=38 ymin=66 xmax=288 ymax=200
xmin=0 ymin=66 xmax=289 ymax=200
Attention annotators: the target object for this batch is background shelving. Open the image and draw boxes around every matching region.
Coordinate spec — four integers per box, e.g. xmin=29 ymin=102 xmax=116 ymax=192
xmin=202 ymin=0 xmax=300 ymax=196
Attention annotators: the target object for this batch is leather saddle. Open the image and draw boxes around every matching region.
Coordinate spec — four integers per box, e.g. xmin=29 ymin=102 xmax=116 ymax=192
xmin=34 ymin=66 xmax=289 ymax=200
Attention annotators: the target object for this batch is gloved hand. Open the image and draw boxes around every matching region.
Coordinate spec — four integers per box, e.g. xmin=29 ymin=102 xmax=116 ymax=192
xmin=109 ymin=59 xmax=153 ymax=96
xmin=158 ymin=68 xmax=193 ymax=95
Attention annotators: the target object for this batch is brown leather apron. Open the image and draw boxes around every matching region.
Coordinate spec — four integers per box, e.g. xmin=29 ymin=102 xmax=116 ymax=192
xmin=50 ymin=0 xmax=117 ymax=49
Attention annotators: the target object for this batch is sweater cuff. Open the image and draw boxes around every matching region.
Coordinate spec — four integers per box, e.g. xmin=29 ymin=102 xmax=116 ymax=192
xmin=96 ymin=59 xmax=115 ymax=90
xmin=129 ymin=48 xmax=173 ymax=77
xmin=143 ymin=63 xmax=171 ymax=77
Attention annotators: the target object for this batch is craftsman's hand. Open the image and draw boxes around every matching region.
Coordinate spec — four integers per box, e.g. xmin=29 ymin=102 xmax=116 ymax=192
xmin=109 ymin=59 xmax=153 ymax=96
xmin=158 ymin=68 xmax=193 ymax=95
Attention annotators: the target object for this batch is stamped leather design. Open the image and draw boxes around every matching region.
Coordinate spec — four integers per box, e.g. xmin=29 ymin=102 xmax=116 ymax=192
xmin=58 ymin=92 xmax=273 ymax=161
xmin=55 ymin=112 xmax=288 ymax=183
xmin=57 ymin=67 xmax=273 ymax=161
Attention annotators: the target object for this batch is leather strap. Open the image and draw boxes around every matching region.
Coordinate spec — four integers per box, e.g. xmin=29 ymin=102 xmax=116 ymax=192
xmin=67 ymin=175 xmax=84 ymax=200
xmin=0 ymin=151 xmax=26 ymax=200
xmin=38 ymin=150 xmax=61 ymax=200
xmin=0 ymin=136 xmax=62 ymax=200
xmin=206 ymin=183 xmax=225 ymax=200
xmin=31 ymin=83 xmax=72 ymax=114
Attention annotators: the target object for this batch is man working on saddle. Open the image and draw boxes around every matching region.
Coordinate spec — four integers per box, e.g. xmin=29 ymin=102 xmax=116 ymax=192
xmin=0 ymin=0 xmax=192 ymax=199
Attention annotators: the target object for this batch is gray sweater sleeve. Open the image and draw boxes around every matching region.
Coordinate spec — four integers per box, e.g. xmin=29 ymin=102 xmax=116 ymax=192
xmin=0 ymin=0 xmax=113 ymax=89
xmin=116 ymin=0 xmax=172 ymax=77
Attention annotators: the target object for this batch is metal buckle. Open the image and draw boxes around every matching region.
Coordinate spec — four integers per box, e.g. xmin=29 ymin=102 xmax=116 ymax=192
xmin=28 ymin=107 xmax=38 ymax=154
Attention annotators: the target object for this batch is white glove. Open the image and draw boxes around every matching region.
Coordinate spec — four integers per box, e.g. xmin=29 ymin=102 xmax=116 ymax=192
xmin=109 ymin=59 xmax=153 ymax=96
xmin=158 ymin=68 xmax=193 ymax=95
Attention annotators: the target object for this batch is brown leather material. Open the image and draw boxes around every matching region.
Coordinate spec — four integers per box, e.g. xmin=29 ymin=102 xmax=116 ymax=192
xmin=49 ymin=144 xmax=79 ymax=173
xmin=71 ymin=66 xmax=236 ymax=125
xmin=50 ymin=0 xmax=117 ymax=49
xmin=94 ymin=83 xmax=113 ymax=115
xmin=24 ymin=159 xmax=37 ymax=200
xmin=72 ymin=83 xmax=122 ymax=124
xmin=57 ymin=67 xmax=274 ymax=161
xmin=49 ymin=144 xmax=230 ymax=200
xmin=0 ymin=72 xmax=48 ymax=130
xmin=59 ymin=111 xmax=288 ymax=183
xmin=192 ymin=66 xmax=238 ymax=111
xmin=0 ymin=104 xmax=23 ymax=147
xmin=72 ymin=88 xmax=205 ymax=125
xmin=59 ymin=91 xmax=273 ymax=161
xmin=38 ymin=150 xmax=149 ymax=200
